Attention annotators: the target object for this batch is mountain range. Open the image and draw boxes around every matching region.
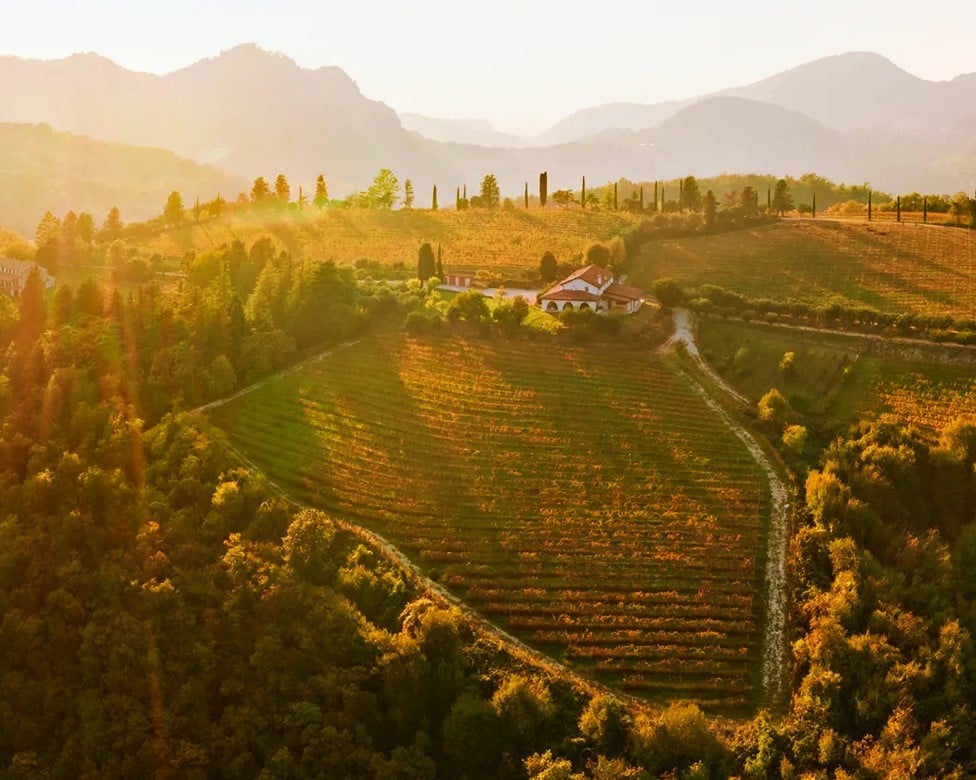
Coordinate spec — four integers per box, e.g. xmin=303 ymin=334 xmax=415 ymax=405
xmin=0 ymin=46 xmax=974 ymax=234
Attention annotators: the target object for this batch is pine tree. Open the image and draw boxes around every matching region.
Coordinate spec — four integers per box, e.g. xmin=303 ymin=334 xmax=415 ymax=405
xmin=613 ymin=182 xmax=618 ymax=210
xmin=539 ymin=172 xmax=548 ymax=208
xmin=435 ymin=244 xmax=444 ymax=279
xmin=456 ymin=187 xmax=461 ymax=209
xmin=524 ymin=182 xmax=529 ymax=209
xmin=314 ymin=175 xmax=329 ymax=208
xmin=640 ymin=185 xmax=644 ymax=210
xmin=432 ymin=184 xmax=438 ymax=210
xmin=582 ymin=176 xmax=586 ymax=209
xmin=298 ymin=186 xmax=308 ymax=211
xmin=653 ymin=181 xmax=658 ymax=212
xmin=274 ymin=174 xmax=291 ymax=203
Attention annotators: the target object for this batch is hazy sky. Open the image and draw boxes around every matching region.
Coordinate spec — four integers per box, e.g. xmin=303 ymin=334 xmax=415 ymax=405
xmin=3 ymin=1 xmax=975 ymax=134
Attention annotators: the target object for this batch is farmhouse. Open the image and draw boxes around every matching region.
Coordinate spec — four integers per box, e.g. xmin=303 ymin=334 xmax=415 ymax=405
xmin=0 ymin=258 xmax=55 ymax=297
xmin=444 ymin=272 xmax=474 ymax=287
xmin=538 ymin=264 xmax=644 ymax=314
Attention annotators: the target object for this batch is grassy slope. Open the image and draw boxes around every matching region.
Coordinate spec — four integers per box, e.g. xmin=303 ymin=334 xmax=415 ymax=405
xmin=697 ymin=318 xmax=976 ymax=432
xmin=140 ymin=207 xmax=641 ymax=276
xmin=632 ymin=219 xmax=976 ymax=319
xmin=208 ymin=332 xmax=770 ymax=714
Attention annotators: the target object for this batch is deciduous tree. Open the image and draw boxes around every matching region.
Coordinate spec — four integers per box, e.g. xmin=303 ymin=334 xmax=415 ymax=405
xmin=480 ymin=174 xmax=500 ymax=209
xmin=163 ymin=191 xmax=184 ymax=225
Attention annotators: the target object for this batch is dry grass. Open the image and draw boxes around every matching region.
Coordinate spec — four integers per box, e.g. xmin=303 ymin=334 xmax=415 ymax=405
xmin=142 ymin=207 xmax=642 ymax=277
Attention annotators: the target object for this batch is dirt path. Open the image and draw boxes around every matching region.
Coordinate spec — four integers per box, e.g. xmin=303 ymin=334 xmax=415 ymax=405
xmin=194 ymin=339 xmax=361 ymax=414
xmin=663 ymin=308 xmax=790 ymax=704
xmin=662 ymin=308 xmax=751 ymax=406
xmin=220 ymin=442 xmax=653 ymax=712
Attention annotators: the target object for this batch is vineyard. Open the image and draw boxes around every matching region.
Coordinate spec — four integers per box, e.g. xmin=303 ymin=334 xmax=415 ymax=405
xmin=207 ymin=333 xmax=771 ymax=714
xmin=142 ymin=207 xmax=641 ymax=277
xmin=697 ymin=318 xmax=976 ymax=431
xmin=634 ymin=219 xmax=976 ymax=319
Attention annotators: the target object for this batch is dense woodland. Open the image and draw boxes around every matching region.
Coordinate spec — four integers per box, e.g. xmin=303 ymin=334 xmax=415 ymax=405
xmin=2 ymin=184 xmax=976 ymax=777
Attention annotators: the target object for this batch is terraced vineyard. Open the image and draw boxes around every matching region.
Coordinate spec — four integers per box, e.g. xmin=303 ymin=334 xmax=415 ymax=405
xmin=634 ymin=220 xmax=976 ymax=318
xmin=208 ymin=333 xmax=771 ymax=713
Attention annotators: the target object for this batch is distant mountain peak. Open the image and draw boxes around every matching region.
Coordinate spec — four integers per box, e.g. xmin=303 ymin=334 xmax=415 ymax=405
xmin=213 ymin=43 xmax=297 ymax=67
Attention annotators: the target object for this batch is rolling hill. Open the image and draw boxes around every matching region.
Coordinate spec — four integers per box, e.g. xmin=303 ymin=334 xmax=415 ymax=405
xmin=0 ymin=122 xmax=245 ymax=235
xmin=2 ymin=46 xmax=975 ymax=204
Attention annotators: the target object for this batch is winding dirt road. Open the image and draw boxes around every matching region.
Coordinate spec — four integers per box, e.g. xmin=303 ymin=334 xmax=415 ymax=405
xmin=663 ymin=308 xmax=790 ymax=704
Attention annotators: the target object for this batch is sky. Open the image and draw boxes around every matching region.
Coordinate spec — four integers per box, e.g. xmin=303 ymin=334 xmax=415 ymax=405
xmin=3 ymin=1 xmax=976 ymax=135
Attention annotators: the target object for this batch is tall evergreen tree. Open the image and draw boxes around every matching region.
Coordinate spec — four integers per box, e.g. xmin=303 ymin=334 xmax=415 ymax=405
xmin=613 ymin=182 xmax=618 ymax=211
xmin=417 ymin=242 xmax=436 ymax=281
xmin=314 ymin=175 xmax=329 ymax=208
xmin=703 ymin=190 xmax=717 ymax=228
xmin=539 ymin=172 xmax=548 ymax=208
xmin=524 ymin=182 xmax=529 ymax=209
xmin=403 ymin=179 xmax=415 ymax=209
xmin=435 ymin=245 xmax=444 ymax=279
xmin=432 ymin=184 xmax=438 ymax=210
xmin=581 ymin=176 xmax=586 ymax=209
xmin=251 ymin=177 xmax=271 ymax=203
xmin=275 ymin=174 xmax=291 ymax=203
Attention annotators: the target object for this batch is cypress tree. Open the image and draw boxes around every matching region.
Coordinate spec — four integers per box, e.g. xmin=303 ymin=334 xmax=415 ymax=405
xmin=582 ymin=176 xmax=586 ymax=209
xmin=640 ymin=185 xmax=644 ymax=210
xmin=613 ymin=182 xmax=618 ymax=210
xmin=896 ymin=195 xmax=901 ymax=222
xmin=524 ymin=182 xmax=529 ymax=209
xmin=463 ymin=184 xmax=467 ymax=200
xmin=540 ymin=171 xmax=548 ymax=207
xmin=432 ymin=185 xmax=438 ymax=210
xmin=654 ymin=181 xmax=658 ymax=212
xmin=767 ymin=188 xmax=771 ymax=210
xmin=679 ymin=179 xmax=684 ymax=211
xmin=456 ymin=187 xmax=460 ymax=209
xmin=923 ymin=196 xmax=928 ymax=223
xmin=868 ymin=190 xmax=873 ymax=221
xmin=436 ymin=244 xmax=444 ymax=279
xmin=812 ymin=192 xmax=816 ymax=219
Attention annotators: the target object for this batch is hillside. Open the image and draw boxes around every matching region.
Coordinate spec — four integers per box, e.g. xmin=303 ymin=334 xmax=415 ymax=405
xmin=208 ymin=332 xmax=771 ymax=713
xmin=698 ymin=318 xmax=976 ymax=430
xmin=0 ymin=122 xmax=244 ymax=235
xmin=132 ymin=206 xmax=643 ymax=278
xmin=632 ymin=219 xmax=976 ymax=319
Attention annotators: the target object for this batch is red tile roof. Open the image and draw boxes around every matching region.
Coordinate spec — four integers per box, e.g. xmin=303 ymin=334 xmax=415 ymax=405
xmin=539 ymin=284 xmax=602 ymax=302
xmin=560 ymin=264 xmax=612 ymax=288
xmin=603 ymin=281 xmax=644 ymax=301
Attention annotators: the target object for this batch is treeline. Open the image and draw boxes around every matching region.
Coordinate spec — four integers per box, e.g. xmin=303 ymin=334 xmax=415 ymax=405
xmin=665 ymin=282 xmax=976 ymax=345
xmin=742 ymin=417 xmax=976 ymax=776
xmin=0 ymin=246 xmax=740 ymax=776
